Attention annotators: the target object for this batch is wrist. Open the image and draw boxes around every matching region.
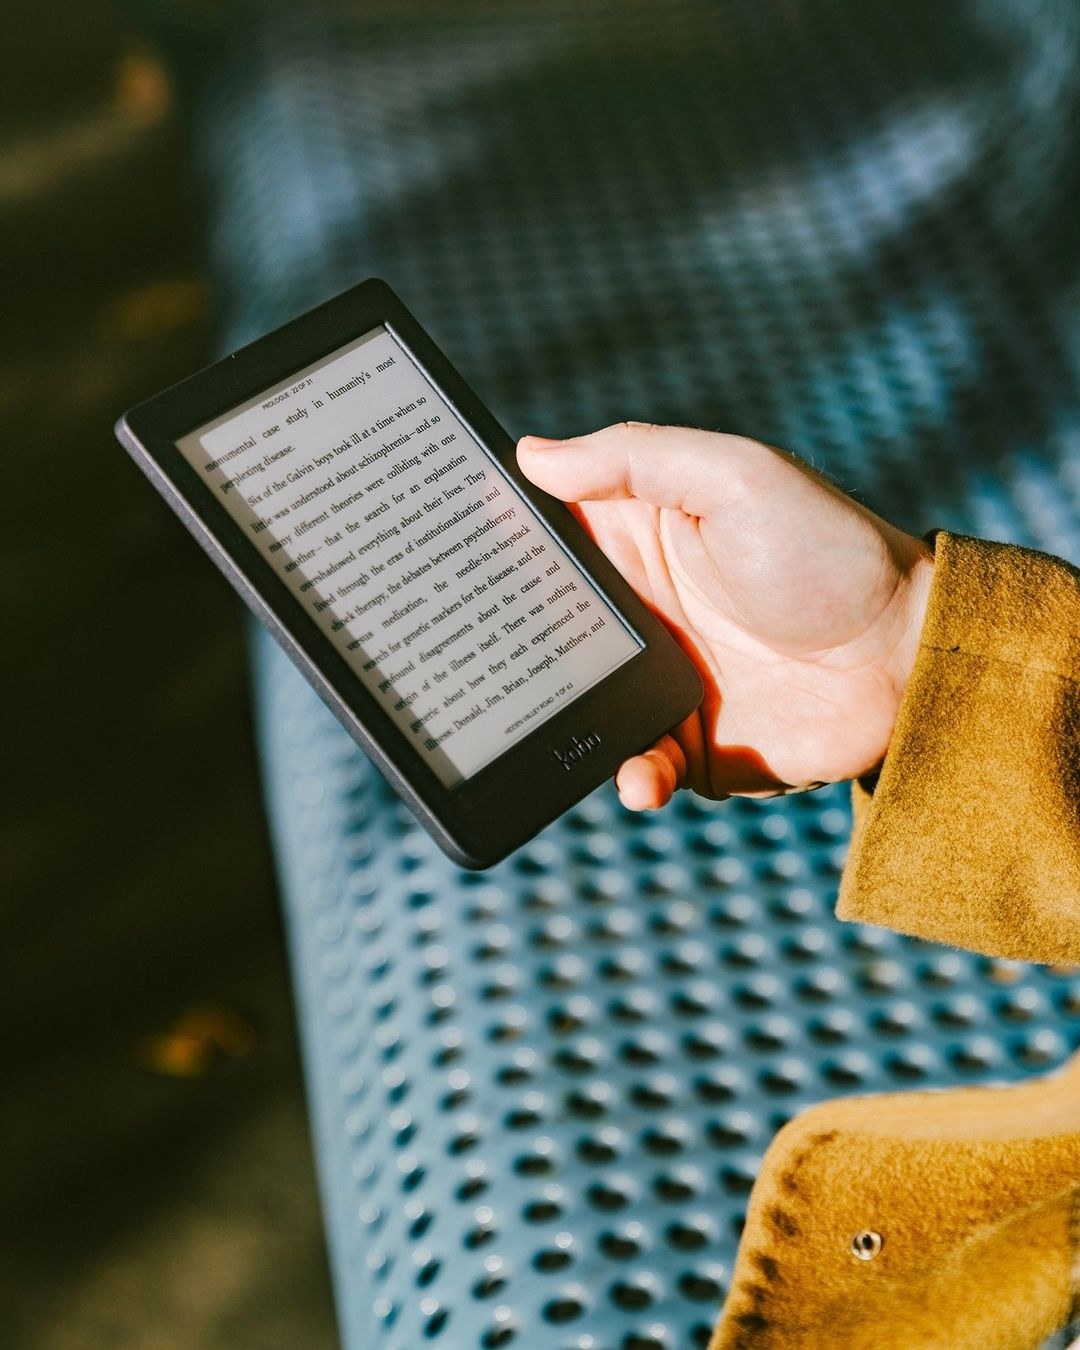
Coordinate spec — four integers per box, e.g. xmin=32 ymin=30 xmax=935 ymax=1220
xmin=893 ymin=547 xmax=935 ymax=686
xmin=876 ymin=539 xmax=936 ymax=766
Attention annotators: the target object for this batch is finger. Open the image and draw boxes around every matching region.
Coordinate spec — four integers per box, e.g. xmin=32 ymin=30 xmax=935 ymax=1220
xmin=517 ymin=423 xmax=763 ymax=517
xmin=615 ymin=734 xmax=687 ymax=811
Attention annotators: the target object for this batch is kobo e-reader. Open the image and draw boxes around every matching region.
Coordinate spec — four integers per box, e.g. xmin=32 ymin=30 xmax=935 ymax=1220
xmin=116 ymin=280 xmax=703 ymax=866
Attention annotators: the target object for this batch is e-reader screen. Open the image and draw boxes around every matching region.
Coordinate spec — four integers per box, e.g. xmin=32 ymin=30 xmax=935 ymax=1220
xmin=176 ymin=325 xmax=642 ymax=786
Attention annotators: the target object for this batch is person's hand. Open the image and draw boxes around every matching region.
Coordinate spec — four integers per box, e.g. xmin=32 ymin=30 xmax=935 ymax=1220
xmin=517 ymin=424 xmax=935 ymax=809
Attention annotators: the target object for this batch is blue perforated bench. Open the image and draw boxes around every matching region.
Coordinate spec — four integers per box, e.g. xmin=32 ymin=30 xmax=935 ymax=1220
xmin=179 ymin=0 xmax=1080 ymax=1344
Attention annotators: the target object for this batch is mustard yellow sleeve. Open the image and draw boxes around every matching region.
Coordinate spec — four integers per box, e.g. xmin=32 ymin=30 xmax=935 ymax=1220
xmin=836 ymin=531 xmax=1080 ymax=963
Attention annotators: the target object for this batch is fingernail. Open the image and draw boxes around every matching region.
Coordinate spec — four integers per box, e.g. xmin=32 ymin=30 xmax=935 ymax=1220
xmin=521 ymin=435 xmax=567 ymax=449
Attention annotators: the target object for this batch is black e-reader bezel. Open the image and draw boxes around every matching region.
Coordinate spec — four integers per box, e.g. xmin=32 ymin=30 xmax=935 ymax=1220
xmin=116 ymin=278 xmax=703 ymax=867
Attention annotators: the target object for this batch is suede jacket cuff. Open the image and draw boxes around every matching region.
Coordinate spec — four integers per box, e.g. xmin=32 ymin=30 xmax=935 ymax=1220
xmin=836 ymin=531 xmax=1080 ymax=963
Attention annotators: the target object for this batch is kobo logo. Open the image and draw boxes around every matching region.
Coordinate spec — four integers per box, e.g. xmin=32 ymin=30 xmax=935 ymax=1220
xmin=553 ymin=731 xmax=602 ymax=770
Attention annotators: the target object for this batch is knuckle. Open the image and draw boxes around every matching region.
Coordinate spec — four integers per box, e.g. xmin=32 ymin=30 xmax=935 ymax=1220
xmin=599 ymin=420 xmax=659 ymax=437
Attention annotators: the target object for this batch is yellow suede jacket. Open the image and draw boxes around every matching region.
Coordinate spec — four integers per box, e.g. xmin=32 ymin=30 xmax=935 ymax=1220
xmin=839 ymin=531 xmax=1080 ymax=962
xmin=711 ymin=532 xmax=1080 ymax=1350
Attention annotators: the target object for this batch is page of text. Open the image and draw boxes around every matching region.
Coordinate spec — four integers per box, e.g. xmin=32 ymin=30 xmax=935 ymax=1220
xmin=177 ymin=326 xmax=640 ymax=784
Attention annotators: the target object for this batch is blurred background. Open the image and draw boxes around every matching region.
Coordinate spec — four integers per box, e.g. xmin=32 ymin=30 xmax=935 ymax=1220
xmin=0 ymin=2 xmax=336 ymax=1345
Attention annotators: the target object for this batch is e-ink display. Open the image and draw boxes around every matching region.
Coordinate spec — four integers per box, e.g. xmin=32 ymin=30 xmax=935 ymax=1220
xmin=177 ymin=326 xmax=641 ymax=784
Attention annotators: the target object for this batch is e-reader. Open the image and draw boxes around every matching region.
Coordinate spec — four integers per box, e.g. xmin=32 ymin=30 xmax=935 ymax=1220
xmin=116 ymin=279 xmax=703 ymax=867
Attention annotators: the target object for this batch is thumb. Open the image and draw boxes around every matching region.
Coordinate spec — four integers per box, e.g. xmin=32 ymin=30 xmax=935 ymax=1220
xmin=517 ymin=422 xmax=760 ymax=515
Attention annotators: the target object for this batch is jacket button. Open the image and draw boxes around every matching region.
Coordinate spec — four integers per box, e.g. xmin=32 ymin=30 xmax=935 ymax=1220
xmin=851 ymin=1230 xmax=884 ymax=1261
